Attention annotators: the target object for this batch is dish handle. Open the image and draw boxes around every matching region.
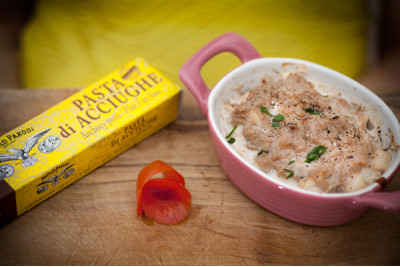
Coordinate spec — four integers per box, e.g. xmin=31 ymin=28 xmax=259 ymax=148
xmin=179 ymin=32 xmax=262 ymax=116
xmin=353 ymin=190 xmax=400 ymax=212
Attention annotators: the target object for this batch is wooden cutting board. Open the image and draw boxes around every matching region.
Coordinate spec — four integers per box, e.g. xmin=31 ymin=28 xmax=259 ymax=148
xmin=0 ymin=88 xmax=399 ymax=265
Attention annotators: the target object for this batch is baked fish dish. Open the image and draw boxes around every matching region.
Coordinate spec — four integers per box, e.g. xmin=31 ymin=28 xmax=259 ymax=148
xmin=221 ymin=67 xmax=394 ymax=193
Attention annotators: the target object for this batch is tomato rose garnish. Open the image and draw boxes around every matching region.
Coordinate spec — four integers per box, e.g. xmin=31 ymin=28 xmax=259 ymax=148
xmin=136 ymin=160 xmax=191 ymax=224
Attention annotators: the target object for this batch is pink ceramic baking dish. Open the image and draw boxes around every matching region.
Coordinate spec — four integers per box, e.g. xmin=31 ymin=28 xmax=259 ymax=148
xmin=179 ymin=33 xmax=400 ymax=226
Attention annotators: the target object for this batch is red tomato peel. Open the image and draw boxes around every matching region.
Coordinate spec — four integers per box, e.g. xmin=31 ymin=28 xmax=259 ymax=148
xmin=141 ymin=179 xmax=191 ymax=225
xmin=136 ymin=160 xmax=191 ymax=224
xmin=136 ymin=160 xmax=184 ymax=217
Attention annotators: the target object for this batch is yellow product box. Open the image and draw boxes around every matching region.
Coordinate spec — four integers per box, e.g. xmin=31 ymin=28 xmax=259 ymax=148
xmin=0 ymin=58 xmax=181 ymax=225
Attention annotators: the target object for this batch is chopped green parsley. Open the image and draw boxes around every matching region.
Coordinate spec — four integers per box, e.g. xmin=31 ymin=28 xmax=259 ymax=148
xmin=283 ymin=168 xmax=294 ymax=179
xmin=226 ymin=125 xmax=237 ymax=139
xmin=305 ymin=107 xmax=321 ymax=116
xmin=305 ymin=145 xmax=327 ymax=163
xmin=260 ymin=105 xmax=273 ymax=117
xmin=227 ymin=137 xmax=236 ymax=144
xmin=257 ymin=149 xmax=269 ymax=156
xmin=271 ymin=122 xmax=281 ymax=128
xmin=273 ymin=113 xmax=285 ymax=122
xmin=226 ymin=125 xmax=238 ymax=144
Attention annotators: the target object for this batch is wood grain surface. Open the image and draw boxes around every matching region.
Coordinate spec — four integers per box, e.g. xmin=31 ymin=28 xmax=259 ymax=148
xmin=0 ymin=88 xmax=399 ymax=265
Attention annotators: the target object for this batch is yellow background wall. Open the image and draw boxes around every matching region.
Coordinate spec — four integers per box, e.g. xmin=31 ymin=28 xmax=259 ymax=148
xmin=21 ymin=0 xmax=369 ymax=89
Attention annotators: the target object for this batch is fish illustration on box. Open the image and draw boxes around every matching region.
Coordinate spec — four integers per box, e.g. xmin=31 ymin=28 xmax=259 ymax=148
xmin=36 ymin=164 xmax=75 ymax=194
xmin=0 ymin=129 xmax=51 ymax=168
